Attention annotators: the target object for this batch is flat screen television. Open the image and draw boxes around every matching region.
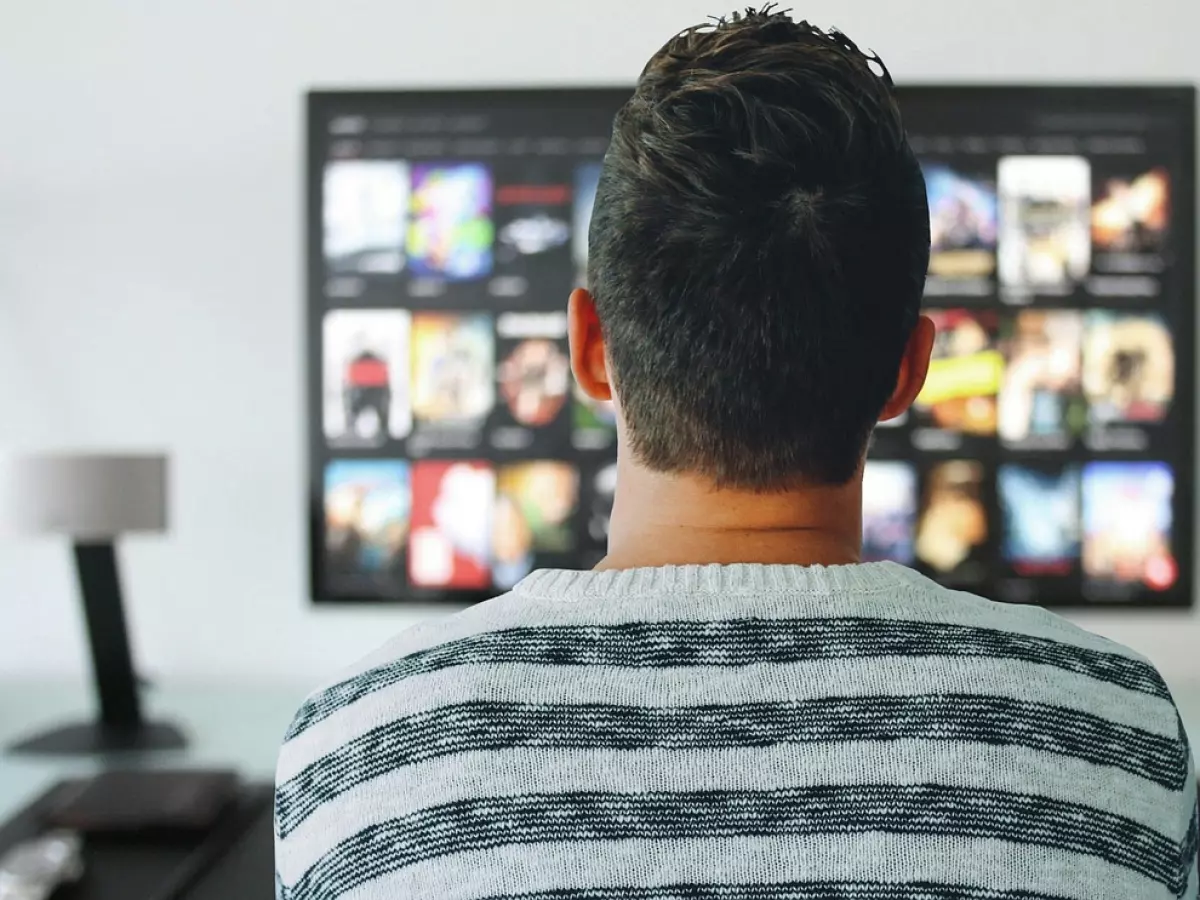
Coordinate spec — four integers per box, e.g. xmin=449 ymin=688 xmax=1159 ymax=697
xmin=307 ymin=85 xmax=1196 ymax=609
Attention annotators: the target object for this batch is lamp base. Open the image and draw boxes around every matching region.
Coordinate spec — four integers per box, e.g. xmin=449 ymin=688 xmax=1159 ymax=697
xmin=7 ymin=720 xmax=187 ymax=756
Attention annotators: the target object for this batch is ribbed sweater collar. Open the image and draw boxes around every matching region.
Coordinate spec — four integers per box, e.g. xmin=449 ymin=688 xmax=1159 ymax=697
xmin=514 ymin=561 xmax=922 ymax=600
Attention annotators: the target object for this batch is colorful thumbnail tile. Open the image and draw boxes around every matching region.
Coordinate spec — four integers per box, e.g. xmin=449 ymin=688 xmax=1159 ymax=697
xmin=998 ymin=465 xmax=1080 ymax=575
xmin=411 ymin=312 xmax=495 ymax=425
xmin=492 ymin=462 xmax=580 ymax=590
xmin=324 ymin=460 xmax=411 ymax=581
xmin=998 ymin=156 xmax=1091 ymax=291
xmin=1082 ymin=462 xmax=1176 ymax=590
xmin=1082 ymin=312 xmax=1173 ymax=425
xmin=323 ymin=309 xmax=412 ymax=444
xmin=914 ymin=309 xmax=1003 ymax=435
xmin=409 ymin=460 xmax=495 ymax=589
xmin=323 ymin=160 xmax=409 ymax=275
xmin=407 ymin=163 xmax=494 ymax=280
xmin=862 ymin=461 xmax=917 ymax=564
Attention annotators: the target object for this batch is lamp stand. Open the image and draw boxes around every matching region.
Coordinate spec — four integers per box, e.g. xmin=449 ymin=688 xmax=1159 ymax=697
xmin=7 ymin=541 xmax=187 ymax=755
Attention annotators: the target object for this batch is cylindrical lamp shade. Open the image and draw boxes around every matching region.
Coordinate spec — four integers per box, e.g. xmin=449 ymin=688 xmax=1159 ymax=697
xmin=0 ymin=454 xmax=168 ymax=539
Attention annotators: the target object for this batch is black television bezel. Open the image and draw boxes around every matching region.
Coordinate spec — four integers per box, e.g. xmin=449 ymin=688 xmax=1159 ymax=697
xmin=306 ymin=84 xmax=1197 ymax=610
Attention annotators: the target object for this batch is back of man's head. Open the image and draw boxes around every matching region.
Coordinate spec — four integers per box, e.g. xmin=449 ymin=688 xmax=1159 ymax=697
xmin=587 ymin=7 xmax=930 ymax=490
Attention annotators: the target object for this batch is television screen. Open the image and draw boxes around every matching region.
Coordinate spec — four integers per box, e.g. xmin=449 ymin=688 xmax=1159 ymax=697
xmin=308 ymin=86 xmax=1195 ymax=608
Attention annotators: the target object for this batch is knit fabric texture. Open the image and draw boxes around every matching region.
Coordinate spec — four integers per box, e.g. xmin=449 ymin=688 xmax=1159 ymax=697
xmin=275 ymin=561 xmax=1199 ymax=900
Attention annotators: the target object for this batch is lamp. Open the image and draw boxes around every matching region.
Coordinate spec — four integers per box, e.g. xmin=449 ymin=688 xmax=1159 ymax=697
xmin=1 ymin=453 xmax=186 ymax=755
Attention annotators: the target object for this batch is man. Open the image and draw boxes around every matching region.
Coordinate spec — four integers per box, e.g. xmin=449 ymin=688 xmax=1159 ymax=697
xmin=276 ymin=9 xmax=1197 ymax=899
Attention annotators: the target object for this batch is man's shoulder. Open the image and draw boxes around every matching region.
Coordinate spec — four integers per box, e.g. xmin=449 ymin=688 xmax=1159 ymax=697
xmin=887 ymin=565 xmax=1157 ymax=664
xmin=280 ymin=587 xmax=528 ymax=741
xmin=272 ymin=588 xmax=539 ymax=888
xmin=297 ymin=565 xmax=1173 ymax=716
xmin=895 ymin=571 xmax=1180 ymax=722
xmin=278 ymin=564 xmax=1184 ymax=769
xmin=331 ymin=588 xmax=530 ymax=685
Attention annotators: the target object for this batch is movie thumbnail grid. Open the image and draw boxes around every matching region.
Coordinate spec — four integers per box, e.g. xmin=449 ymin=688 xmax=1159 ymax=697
xmin=322 ymin=158 xmax=601 ymax=302
xmin=862 ymin=459 xmax=1178 ymax=599
xmin=922 ymin=157 xmax=1171 ymax=301
xmin=322 ymin=457 xmax=614 ymax=598
xmin=875 ymin=306 xmax=1175 ymax=455
xmin=322 ymin=308 xmax=615 ymax=455
xmin=316 ymin=146 xmax=1182 ymax=604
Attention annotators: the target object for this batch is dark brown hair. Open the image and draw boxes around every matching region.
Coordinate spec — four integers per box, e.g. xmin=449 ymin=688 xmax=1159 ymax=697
xmin=588 ymin=6 xmax=929 ymax=488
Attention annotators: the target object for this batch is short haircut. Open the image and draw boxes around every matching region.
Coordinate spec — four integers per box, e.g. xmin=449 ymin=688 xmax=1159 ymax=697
xmin=587 ymin=6 xmax=930 ymax=488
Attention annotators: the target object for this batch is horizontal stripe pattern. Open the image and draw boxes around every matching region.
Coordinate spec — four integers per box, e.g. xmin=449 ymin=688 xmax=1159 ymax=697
xmin=276 ymin=565 xmax=1196 ymax=900
xmin=283 ymin=618 xmax=1169 ymax=741
xmin=478 ymin=883 xmax=1075 ymax=900
xmin=274 ymin=653 xmax=1180 ymax=785
xmin=281 ymin=741 xmax=1183 ymax=856
xmin=275 ymin=694 xmax=1186 ymax=838
xmin=286 ymin=785 xmax=1188 ymax=900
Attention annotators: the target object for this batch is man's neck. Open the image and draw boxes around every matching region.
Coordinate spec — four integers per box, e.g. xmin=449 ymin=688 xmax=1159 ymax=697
xmin=596 ymin=458 xmax=864 ymax=572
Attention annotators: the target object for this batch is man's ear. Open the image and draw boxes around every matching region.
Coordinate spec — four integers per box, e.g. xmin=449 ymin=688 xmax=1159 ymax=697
xmin=568 ymin=288 xmax=612 ymax=401
xmin=879 ymin=314 xmax=935 ymax=422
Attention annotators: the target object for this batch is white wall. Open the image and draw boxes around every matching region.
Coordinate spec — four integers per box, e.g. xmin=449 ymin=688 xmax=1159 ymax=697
xmin=0 ymin=0 xmax=1197 ymax=688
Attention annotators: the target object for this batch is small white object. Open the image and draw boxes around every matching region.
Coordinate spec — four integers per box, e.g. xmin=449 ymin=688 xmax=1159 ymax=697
xmin=0 ymin=453 xmax=168 ymax=539
xmin=0 ymin=830 xmax=84 ymax=900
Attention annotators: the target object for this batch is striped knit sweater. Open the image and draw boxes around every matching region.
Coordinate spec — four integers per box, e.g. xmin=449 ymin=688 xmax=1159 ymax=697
xmin=274 ymin=562 xmax=1199 ymax=900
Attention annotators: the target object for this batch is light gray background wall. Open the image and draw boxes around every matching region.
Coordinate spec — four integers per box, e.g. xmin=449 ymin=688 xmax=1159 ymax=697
xmin=1 ymin=0 xmax=1197 ymax=688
